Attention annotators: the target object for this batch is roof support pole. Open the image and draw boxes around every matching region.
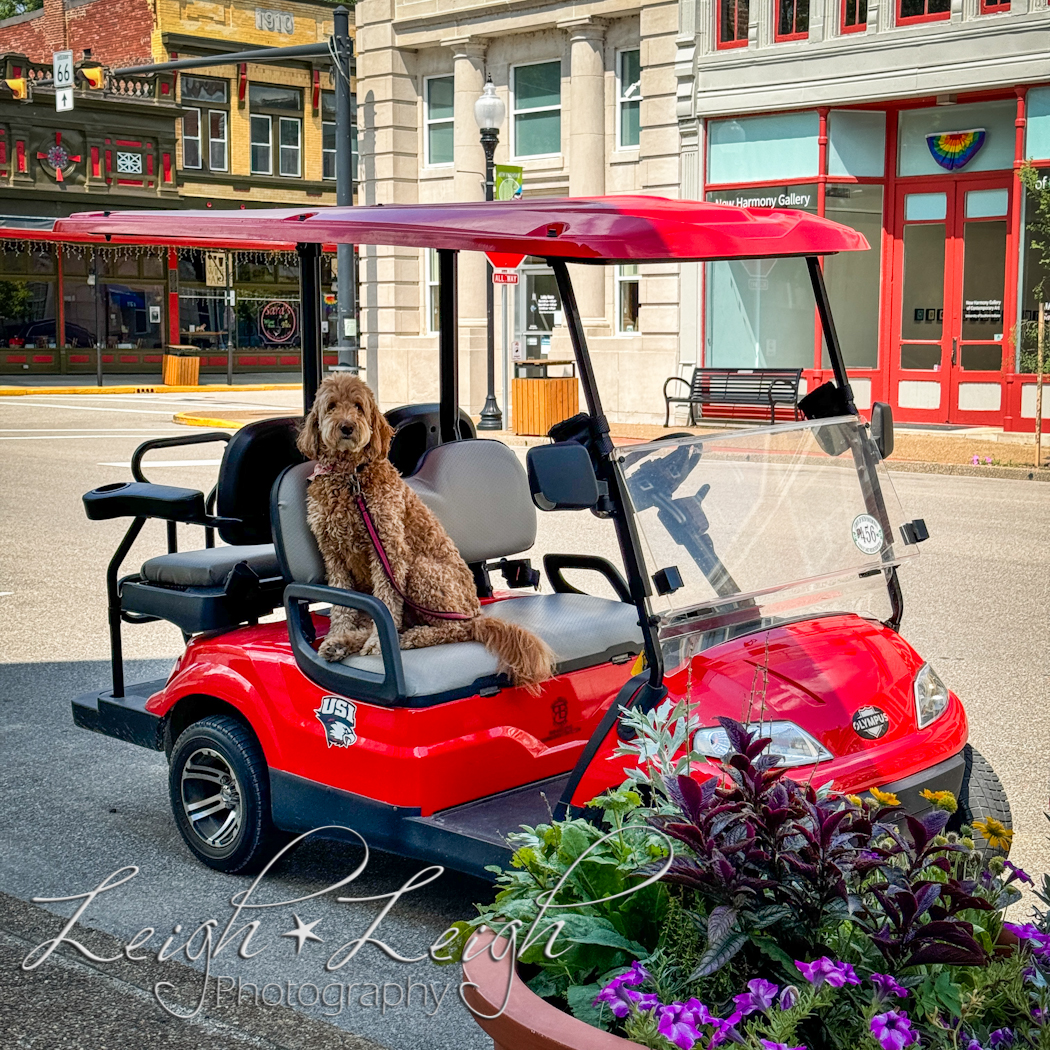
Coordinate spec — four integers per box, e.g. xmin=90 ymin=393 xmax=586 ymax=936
xmin=332 ymin=5 xmax=359 ymax=377
xmin=806 ymin=255 xmax=856 ymax=413
xmin=298 ymin=241 xmax=323 ymax=415
xmin=438 ymin=249 xmax=459 ymax=443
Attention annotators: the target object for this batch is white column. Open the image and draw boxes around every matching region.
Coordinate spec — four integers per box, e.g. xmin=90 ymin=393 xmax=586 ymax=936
xmin=562 ymin=18 xmax=607 ymax=327
xmin=449 ymin=37 xmax=489 ymax=411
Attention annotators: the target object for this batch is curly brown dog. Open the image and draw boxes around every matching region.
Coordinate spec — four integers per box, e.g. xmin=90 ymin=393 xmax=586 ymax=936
xmin=297 ymin=374 xmax=555 ymax=688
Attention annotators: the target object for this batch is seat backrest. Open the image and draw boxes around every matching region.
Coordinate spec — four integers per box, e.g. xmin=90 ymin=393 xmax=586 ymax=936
xmin=271 ymin=440 xmax=536 ymax=582
xmin=272 ymin=462 xmax=325 ymax=584
xmin=217 ymin=416 xmax=305 ymax=546
xmin=405 ymin=439 xmax=536 ymax=564
xmin=385 ymin=403 xmax=477 ymax=477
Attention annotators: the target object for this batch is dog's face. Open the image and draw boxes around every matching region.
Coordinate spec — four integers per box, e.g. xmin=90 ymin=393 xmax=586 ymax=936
xmin=298 ymin=374 xmax=393 ymax=465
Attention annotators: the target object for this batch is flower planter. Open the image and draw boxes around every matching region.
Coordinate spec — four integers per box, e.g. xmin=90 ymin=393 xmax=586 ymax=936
xmin=462 ymin=930 xmax=629 ymax=1050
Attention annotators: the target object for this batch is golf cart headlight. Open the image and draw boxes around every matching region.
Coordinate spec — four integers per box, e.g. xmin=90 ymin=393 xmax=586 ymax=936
xmin=693 ymin=720 xmax=833 ymax=768
xmin=915 ymin=663 xmax=950 ymax=729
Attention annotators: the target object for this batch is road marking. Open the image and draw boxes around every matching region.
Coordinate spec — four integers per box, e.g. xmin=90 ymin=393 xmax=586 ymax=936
xmin=99 ymin=459 xmax=223 ymax=468
xmin=0 ymin=400 xmax=184 ymax=416
xmin=0 ymin=592 xmax=12 ymax=597
xmin=0 ymin=428 xmax=186 ymax=433
xmin=0 ymin=433 xmax=183 ymax=441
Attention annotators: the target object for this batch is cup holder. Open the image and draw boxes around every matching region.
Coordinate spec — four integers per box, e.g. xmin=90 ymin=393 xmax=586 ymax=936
xmin=95 ymin=482 xmax=131 ymax=493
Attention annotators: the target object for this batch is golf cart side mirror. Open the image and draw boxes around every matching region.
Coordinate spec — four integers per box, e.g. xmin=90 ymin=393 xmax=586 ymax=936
xmin=871 ymin=402 xmax=894 ymax=460
xmin=526 ymin=442 xmax=600 ymax=511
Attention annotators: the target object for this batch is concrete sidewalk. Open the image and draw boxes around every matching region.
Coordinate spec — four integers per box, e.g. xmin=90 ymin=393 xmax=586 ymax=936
xmin=0 ymin=373 xmax=299 ymax=396
xmin=0 ymin=891 xmax=384 ymax=1050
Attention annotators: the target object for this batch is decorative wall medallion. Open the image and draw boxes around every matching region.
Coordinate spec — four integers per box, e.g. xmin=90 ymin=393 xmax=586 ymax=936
xmin=36 ymin=132 xmax=80 ymax=182
xmin=925 ymin=129 xmax=986 ymax=171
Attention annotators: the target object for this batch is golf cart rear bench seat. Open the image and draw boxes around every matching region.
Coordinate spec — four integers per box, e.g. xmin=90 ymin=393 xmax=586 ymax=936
xmin=141 ymin=544 xmax=281 ymax=588
xmin=273 ymin=439 xmax=643 ymax=706
xmin=83 ymin=417 xmax=306 ymax=636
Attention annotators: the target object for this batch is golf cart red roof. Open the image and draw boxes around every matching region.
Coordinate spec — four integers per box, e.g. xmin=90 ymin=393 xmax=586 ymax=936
xmin=53 ymin=196 xmax=868 ymax=261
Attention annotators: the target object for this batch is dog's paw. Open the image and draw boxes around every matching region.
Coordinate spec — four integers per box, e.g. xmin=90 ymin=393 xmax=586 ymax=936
xmin=359 ymin=631 xmax=382 ymax=656
xmin=318 ymin=634 xmax=356 ymax=662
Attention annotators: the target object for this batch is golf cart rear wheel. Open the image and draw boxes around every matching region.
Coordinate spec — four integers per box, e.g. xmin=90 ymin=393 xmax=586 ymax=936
xmin=169 ymin=715 xmax=279 ymax=875
xmin=951 ymin=744 xmax=1012 ymax=856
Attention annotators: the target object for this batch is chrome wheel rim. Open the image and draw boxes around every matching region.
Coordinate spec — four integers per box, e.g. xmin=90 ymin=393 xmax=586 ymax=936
xmin=180 ymin=747 xmax=243 ymax=851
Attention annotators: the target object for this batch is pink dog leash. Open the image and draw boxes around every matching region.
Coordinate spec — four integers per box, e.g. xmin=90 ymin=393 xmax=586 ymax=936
xmin=310 ymin=463 xmax=473 ymax=622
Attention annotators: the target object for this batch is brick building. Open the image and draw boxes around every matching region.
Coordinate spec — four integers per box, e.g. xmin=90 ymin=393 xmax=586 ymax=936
xmin=0 ymin=0 xmax=353 ymax=377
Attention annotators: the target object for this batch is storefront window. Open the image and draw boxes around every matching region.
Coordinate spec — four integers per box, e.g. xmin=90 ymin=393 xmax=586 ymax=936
xmin=512 ymin=62 xmax=561 ymax=158
xmin=707 ymin=111 xmax=819 ymax=185
xmin=705 ymin=186 xmax=817 ymax=370
xmin=823 ymin=185 xmax=883 ymax=369
xmin=828 ymin=110 xmax=885 ymax=178
xmin=898 ymin=100 xmax=1014 ymax=177
xmin=1026 ymin=88 xmax=1050 ymax=162
xmin=516 ymin=258 xmax=562 ymax=358
xmin=617 ymin=265 xmax=640 ymax=334
xmin=1019 ymin=180 xmax=1050 ymax=372
xmin=0 ymin=244 xmax=57 ymax=348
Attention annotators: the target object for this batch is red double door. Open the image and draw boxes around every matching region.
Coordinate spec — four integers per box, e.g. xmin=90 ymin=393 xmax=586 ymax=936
xmin=888 ymin=176 xmax=1013 ymax=424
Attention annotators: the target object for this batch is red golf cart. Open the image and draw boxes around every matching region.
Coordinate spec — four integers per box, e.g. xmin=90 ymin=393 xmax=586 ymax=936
xmin=64 ymin=197 xmax=1009 ymax=877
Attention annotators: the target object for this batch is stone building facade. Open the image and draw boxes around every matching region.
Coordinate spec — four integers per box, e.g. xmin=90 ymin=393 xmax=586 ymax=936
xmin=675 ymin=0 xmax=1050 ymax=430
xmin=355 ymin=0 xmax=681 ymax=421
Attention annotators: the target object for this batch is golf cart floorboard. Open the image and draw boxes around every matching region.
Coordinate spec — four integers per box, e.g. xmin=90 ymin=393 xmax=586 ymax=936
xmin=410 ymin=773 xmax=570 ymax=848
xmin=71 ymin=679 xmax=167 ymax=751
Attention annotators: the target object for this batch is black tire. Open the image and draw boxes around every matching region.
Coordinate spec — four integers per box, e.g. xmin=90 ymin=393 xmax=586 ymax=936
xmin=951 ymin=744 xmax=1013 ymax=856
xmin=169 ymin=715 xmax=279 ymax=875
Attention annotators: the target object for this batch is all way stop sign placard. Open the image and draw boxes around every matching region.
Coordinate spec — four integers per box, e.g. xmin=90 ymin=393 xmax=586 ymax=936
xmin=492 ymin=270 xmax=519 ymax=285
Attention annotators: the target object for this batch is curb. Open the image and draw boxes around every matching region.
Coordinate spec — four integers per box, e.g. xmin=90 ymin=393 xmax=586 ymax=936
xmin=885 ymin=460 xmax=1050 ymax=482
xmin=173 ymin=411 xmax=247 ymax=428
xmin=0 ymin=382 xmax=301 ymax=397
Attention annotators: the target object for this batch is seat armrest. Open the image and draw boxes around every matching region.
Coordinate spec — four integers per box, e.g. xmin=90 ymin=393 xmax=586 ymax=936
xmin=663 ymin=375 xmax=692 ymax=398
xmin=543 ymin=554 xmax=632 ymax=604
xmin=132 ymin=431 xmax=231 ymax=483
xmin=283 ymin=583 xmax=407 ymax=704
xmin=83 ymin=481 xmax=208 ymax=524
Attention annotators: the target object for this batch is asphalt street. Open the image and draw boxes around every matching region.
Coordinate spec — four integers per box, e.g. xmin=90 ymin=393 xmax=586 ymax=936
xmin=1 ymin=388 xmax=1049 ymax=1050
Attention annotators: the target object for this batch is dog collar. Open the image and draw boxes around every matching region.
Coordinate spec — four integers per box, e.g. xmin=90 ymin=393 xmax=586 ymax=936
xmin=308 ymin=463 xmax=332 ymax=481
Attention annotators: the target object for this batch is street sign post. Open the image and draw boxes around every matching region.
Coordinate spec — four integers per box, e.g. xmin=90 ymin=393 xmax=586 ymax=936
xmin=53 ymin=50 xmax=73 ymax=112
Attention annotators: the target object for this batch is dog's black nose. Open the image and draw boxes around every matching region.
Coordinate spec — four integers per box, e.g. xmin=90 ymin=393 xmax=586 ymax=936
xmin=340 ymin=423 xmax=353 ymax=437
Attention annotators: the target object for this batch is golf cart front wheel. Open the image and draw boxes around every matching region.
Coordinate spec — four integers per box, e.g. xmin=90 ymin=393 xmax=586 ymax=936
xmin=169 ymin=714 xmax=279 ymax=874
xmin=951 ymin=744 xmax=1012 ymax=856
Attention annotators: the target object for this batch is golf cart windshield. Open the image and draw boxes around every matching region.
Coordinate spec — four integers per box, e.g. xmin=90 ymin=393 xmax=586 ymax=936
xmin=617 ymin=417 xmax=916 ymax=666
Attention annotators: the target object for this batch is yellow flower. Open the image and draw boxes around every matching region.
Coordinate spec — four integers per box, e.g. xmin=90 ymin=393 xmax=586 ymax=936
xmin=870 ymin=787 xmax=901 ymax=807
xmin=845 ymin=794 xmax=864 ymax=807
xmin=973 ymin=817 xmax=1014 ymax=852
xmin=920 ymin=789 xmax=959 ymax=814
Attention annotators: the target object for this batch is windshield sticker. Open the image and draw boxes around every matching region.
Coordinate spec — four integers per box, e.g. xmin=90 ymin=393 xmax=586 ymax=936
xmin=851 ymin=514 xmax=884 ymax=556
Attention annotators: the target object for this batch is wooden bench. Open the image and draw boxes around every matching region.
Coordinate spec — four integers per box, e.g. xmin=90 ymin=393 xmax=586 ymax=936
xmin=663 ymin=367 xmax=803 ymax=426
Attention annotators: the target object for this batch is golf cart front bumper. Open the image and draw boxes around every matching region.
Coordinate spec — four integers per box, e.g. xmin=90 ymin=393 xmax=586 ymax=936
xmin=866 ymin=750 xmax=965 ymax=815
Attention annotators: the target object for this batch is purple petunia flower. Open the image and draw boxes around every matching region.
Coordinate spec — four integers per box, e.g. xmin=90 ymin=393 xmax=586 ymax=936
xmin=1003 ymin=923 xmax=1050 ymax=960
xmin=734 ymin=978 xmax=780 ymax=1016
xmin=592 ymin=963 xmax=659 ymax=1019
xmin=657 ymin=1008 xmax=701 ymax=1050
xmin=1004 ymin=860 xmax=1033 ymax=886
xmin=870 ymin=1011 xmax=918 ymax=1050
xmin=759 ymin=1042 xmax=807 ymax=1050
xmin=795 ymin=957 xmax=860 ymax=989
xmin=989 ymin=1029 xmax=1015 ymax=1048
xmin=779 ymin=985 xmax=799 ymax=1010
xmin=870 ymin=973 xmax=909 ymax=1001
xmin=963 ymin=1040 xmax=984 ymax=1050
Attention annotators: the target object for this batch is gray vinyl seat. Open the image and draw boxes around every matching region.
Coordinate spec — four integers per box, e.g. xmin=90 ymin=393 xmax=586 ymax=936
xmin=273 ymin=439 xmax=642 ymax=703
xmin=141 ymin=544 xmax=281 ymax=588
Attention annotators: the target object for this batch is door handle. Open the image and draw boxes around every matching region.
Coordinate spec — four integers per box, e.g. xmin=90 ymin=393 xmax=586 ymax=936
xmin=951 ymin=338 xmax=957 ymax=367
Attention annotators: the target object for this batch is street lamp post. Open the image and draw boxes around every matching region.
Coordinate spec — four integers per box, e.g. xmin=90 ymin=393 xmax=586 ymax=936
xmin=474 ymin=76 xmax=505 ymax=430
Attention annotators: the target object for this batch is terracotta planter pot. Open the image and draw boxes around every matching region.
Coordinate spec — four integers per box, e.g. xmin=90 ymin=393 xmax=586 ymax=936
xmin=461 ymin=930 xmax=631 ymax=1050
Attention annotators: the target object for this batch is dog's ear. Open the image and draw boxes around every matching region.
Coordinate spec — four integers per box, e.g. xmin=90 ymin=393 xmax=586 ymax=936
xmin=369 ymin=393 xmax=395 ymax=461
xmin=298 ymin=401 xmax=322 ymax=461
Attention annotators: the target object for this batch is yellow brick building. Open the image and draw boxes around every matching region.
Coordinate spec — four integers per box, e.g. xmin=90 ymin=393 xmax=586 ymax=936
xmin=152 ymin=0 xmax=352 ymax=207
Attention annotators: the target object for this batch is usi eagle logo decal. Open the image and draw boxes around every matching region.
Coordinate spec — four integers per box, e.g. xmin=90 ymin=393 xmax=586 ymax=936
xmin=315 ymin=695 xmax=358 ymax=748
